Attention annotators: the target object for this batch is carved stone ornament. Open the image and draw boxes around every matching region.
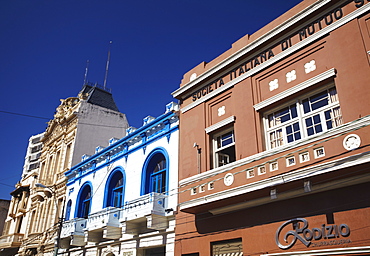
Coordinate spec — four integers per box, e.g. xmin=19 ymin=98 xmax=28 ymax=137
xmin=343 ymin=134 xmax=361 ymax=150
xmin=224 ymin=173 xmax=234 ymax=186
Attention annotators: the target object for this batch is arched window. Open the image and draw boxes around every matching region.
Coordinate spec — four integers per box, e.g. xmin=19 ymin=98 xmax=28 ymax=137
xmin=76 ymin=183 xmax=92 ymax=218
xmin=65 ymin=200 xmax=72 ymax=221
xmin=142 ymin=149 xmax=169 ymax=195
xmin=105 ymin=169 xmax=125 ymax=208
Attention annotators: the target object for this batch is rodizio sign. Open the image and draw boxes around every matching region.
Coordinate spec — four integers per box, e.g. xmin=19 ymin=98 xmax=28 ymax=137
xmin=275 ymin=218 xmax=351 ymax=250
xmin=191 ymin=0 xmax=369 ymax=102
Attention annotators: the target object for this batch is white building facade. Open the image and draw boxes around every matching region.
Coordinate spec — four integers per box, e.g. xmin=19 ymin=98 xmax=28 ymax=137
xmin=60 ymin=102 xmax=179 ymax=256
xmin=1 ymin=84 xmax=129 ymax=256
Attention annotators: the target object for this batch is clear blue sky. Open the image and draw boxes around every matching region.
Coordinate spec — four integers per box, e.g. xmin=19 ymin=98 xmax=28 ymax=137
xmin=0 ymin=0 xmax=302 ymax=200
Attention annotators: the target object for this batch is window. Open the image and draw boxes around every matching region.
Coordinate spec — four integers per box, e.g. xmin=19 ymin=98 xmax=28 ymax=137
xmin=257 ymin=165 xmax=266 ymax=175
xmin=191 ymin=187 xmax=197 ymax=195
xmin=314 ymin=147 xmax=325 ymax=158
xmin=142 ymin=150 xmax=168 ymax=195
xmin=76 ymin=183 xmax=92 ymax=218
xmin=286 ymin=156 xmax=296 ymax=167
xmin=270 ymin=162 xmax=278 ymax=171
xmin=208 ymin=182 xmax=214 ymax=190
xmin=300 ymin=152 xmax=310 ymax=163
xmin=105 ymin=170 xmax=125 ymax=208
xmin=65 ymin=200 xmax=72 ymax=221
xmin=213 ymin=128 xmax=236 ymax=168
xmin=212 ymin=238 xmax=243 ymax=256
xmin=246 ymin=169 xmax=255 ymax=179
xmin=265 ymin=87 xmax=342 ymax=149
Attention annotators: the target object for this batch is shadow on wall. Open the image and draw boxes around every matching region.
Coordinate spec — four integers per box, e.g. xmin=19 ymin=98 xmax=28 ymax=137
xmin=195 ymin=181 xmax=370 ymax=234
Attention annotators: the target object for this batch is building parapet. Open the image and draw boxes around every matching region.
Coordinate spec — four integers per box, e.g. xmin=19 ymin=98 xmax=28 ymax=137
xmin=66 ymin=102 xmax=179 ymax=185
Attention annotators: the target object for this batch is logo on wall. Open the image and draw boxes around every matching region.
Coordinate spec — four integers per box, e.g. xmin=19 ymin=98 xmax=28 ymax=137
xmin=275 ymin=218 xmax=351 ymax=250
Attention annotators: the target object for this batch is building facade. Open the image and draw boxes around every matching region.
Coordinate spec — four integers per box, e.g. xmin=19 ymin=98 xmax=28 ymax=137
xmin=0 ymin=132 xmax=44 ymax=255
xmin=0 ymin=85 xmax=129 ymax=256
xmin=59 ymin=102 xmax=179 ymax=256
xmin=172 ymin=0 xmax=370 ymax=255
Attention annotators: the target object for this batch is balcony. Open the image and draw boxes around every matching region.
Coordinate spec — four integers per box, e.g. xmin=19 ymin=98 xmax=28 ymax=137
xmin=60 ymin=193 xmax=170 ymax=245
xmin=60 ymin=218 xmax=86 ymax=248
xmin=121 ymin=192 xmax=168 ymax=234
xmin=0 ymin=233 xmax=24 ymax=249
xmin=85 ymin=207 xmax=121 ymax=242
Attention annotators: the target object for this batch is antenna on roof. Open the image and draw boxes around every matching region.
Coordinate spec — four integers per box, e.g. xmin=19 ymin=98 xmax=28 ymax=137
xmin=83 ymin=60 xmax=90 ymax=85
xmin=103 ymin=41 xmax=112 ymax=90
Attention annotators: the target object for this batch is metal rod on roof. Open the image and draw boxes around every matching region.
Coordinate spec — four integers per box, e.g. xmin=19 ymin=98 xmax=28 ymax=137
xmin=103 ymin=41 xmax=112 ymax=90
xmin=83 ymin=60 xmax=90 ymax=85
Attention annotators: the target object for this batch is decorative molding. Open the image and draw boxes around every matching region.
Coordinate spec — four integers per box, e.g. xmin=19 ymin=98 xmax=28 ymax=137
xmin=343 ymin=134 xmax=361 ymax=150
xmin=178 ymin=2 xmax=370 ymax=113
xmin=180 ymin=151 xmax=370 ymax=211
xmin=172 ymin=0 xmax=332 ymax=98
xmin=253 ymin=68 xmax=336 ymax=111
xmin=179 ymin=115 xmax=370 ymax=187
xmin=205 ymin=116 xmax=236 ymax=134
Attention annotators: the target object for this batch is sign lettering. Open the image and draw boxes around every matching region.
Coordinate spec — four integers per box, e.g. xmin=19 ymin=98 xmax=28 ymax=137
xmin=190 ymin=0 xmax=368 ymax=102
xmin=275 ymin=218 xmax=351 ymax=250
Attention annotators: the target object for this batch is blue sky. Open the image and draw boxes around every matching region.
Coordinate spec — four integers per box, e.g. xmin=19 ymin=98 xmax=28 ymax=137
xmin=0 ymin=0 xmax=302 ymax=200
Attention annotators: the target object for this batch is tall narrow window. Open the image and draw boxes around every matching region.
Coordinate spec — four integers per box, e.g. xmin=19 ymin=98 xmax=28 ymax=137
xmin=142 ymin=150 xmax=168 ymax=195
xmin=265 ymin=87 xmax=342 ymax=149
xmin=105 ymin=170 xmax=125 ymax=208
xmin=65 ymin=200 xmax=72 ymax=221
xmin=213 ymin=128 xmax=236 ymax=168
xmin=64 ymin=144 xmax=71 ymax=169
xmin=76 ymin=184 xmax=92 ymax=219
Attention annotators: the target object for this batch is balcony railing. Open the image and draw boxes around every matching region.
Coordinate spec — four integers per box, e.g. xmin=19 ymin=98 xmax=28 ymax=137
xmin=86 ymin=207 xmax=121 ymax=231
xmin=61 ymin=193 xmax=168 ymax=245
xmin=61 ymin=218 xmax=86 ymax=238
xmin=122 ymin=192 xmax=166 ymax=221
xmin=0 ymin=233 xmax=24 ymax=248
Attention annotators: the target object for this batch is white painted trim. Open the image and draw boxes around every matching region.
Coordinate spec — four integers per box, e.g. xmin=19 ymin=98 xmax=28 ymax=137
xmin=205 ymin=116 xmax=236 ymax=134
xmin=179 ymin=115 xmax=370 ymax=187
xmin=253 ymin=68 xmax=336 ymax=111
xmin=178 ymin=3 xmax=370 ymax=113
xmin=179 ymin=150 xmax=370 ymax=211
xmin=209 ymin=172 xmax=370 ymax=215
xmin=260 ymin=246 xmax=370 ymax=256
xmin=172 ymin=0 xmax=332 ymax=98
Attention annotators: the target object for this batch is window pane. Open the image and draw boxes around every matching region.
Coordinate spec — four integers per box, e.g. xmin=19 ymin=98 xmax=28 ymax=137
xmin=268 ymin=104 xmax=297 ymax=128
xmin=307 ymin=126 xmax=314 ymax=136
xmin=305 ymin=118 xmax=312 ymax=127
xmin=286 ymin=125 xmax=292 ymax=134
xmin=329 ymin=88 xmax=338 ymax=103
xmin=270 ymin=129 xmax=283 ymax=148
xmin=291 ymin=105 xmax=298 ymax=118
xmin=217 ymin=145 xmax=236 ymax=167
xmin=220 ymin=131 xmax=234 ymax=148
xmin=315 ymin=123 xmax=323 ymax=133
xmin=302 ymin=99 xmax=311 ymax=113
xmin=310 ymin=91 xmax=328 ymax=110
xmin=286 ymin=122 xmax=301 ymax=143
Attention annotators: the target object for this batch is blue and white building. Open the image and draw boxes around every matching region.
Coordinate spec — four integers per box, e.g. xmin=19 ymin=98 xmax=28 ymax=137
xmin=59 ymin=102 xmax=179 ymax=256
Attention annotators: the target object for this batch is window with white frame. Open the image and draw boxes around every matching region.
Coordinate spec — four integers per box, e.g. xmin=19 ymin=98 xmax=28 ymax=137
xmin=212 ymin=128 xmax=236 ymax=168
xmin=265 ymin=87 xmax=342 ymax=149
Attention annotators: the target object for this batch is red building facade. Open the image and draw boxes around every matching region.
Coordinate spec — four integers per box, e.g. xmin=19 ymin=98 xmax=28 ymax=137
xmin=172 ymin=0 xmax=370 ymax=255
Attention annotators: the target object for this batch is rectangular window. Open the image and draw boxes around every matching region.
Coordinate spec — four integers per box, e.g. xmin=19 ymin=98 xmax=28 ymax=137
xmin=265 ymin=87 xmax=342 ymax=149
xmin=270 ymin=162 xmax=278 ymax=171
xmin=257 ymin=165 xmax=266 ymax=175
xmin=246 ymin=169 xmax=255 ymax=179
xmin=300 ymin=152 xmax=310 ymax=163
xmin=212 ymin=238 xmax=243 ymax=256
xmin=212 ymin=128 xmax=236 ymax=168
